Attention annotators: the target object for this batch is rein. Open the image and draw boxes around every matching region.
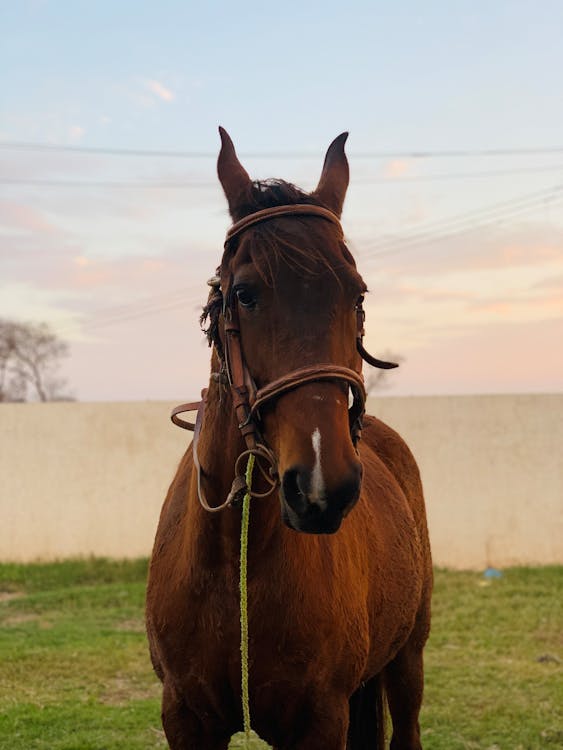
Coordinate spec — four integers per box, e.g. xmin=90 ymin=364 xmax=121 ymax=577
xmin=171 ymin=203 xmax=397 ymax=512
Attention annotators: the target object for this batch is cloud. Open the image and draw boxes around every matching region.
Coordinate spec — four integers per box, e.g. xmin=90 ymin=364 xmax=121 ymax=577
xmin=144 ymin=79 xmax=175 ymax=102
xmin=532 ymin=273 xmax=563 ymax=291
xmin=380 ymin=316 xmax=563 ymax=396
xmin=0 ymin=239 xmax=208 ymax=353
xmin=61 ymin=254 xmax=183 ymax=291
xmin=389 ymin=283 xmax=473 ymax=304
xmin=381 ymin=159 xmax=412 ymax=179
xmin=68 ymin=125 xmax=85 ymax=143
xmin=3 ymin=231 xmax=194 ymax=294
xmin=0 ymin=148 xmax=101 ymax=181
xmin=359 ymin=227 xmax=563 ymax=359
xmin=468 ymin=289 xmax=563 ymax=319
xmin=0 ymin=282 xmax=85 ymax=335
xmin=361 ymin=224 xmax=563 ymax=280
xmin=0 ymin=201 xmax=61 ymax=236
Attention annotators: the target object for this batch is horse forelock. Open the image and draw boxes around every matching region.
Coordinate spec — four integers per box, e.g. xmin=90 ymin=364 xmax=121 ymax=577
xmin=223 ymin=180 xmax=359 ymax=284
xmin=234 ymin=178 xmax=318 ymax=218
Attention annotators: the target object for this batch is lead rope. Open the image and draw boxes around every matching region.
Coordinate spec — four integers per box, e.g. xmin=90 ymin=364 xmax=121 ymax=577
xmin=240 ymin=453 xmax=255 ymax=748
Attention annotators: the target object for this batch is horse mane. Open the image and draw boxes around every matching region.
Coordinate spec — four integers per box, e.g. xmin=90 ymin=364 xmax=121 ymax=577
xmin=239 ymin=178 xmax=319 ymax=214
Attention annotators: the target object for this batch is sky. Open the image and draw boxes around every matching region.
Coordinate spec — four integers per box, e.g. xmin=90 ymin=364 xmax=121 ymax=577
xmin=1 ymin=1 xmax=562 ymax=401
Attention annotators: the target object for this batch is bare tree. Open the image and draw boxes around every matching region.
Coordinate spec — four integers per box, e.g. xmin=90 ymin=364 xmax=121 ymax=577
xmin=365 ymin=351 xmax=404 ymax=395
xmin=0 ymin=319 xmax=73 ymax=402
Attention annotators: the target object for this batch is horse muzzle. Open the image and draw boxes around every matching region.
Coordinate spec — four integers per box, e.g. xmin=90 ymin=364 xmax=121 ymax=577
xmin=280 ymin=462 xmax=362 ymax=534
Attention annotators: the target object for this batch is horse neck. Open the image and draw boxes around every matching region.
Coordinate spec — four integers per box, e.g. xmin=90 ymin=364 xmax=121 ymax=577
xmin=188 ymin=373 xmax=281 ymax=564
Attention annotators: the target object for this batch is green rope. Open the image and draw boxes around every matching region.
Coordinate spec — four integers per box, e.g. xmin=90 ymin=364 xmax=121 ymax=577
xmin=239 ymin=453 xmax=255 ymax=747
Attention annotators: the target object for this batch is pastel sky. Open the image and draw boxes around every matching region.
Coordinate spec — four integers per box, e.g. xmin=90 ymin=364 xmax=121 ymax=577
xmin=1 ymin=1 xmax=562 ymax=401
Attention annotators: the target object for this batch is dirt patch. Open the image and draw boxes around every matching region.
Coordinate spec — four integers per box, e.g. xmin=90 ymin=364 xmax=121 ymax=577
xmin=3 ymin=613 xmax=39 ymax=626
xmin=98 ymin=675 xmax=160 ymax=706
xmin=0 ymin=590 xmax=24 ymax=603
xmin=115 ymin=618 xmax=145 ymax=633
xmin=1 ymin=612 xmax=53 ymax=628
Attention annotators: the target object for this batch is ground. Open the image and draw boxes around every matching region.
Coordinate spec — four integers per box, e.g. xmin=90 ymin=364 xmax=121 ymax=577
xmin=0 ymin=559 xmax=561 ymax=749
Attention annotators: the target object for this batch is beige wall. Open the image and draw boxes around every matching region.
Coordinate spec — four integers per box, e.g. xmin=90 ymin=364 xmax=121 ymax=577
xmin=1 ymin=395 xmax=561 ymax=569
xmin=370 ymin=394 xmax=562 ymax=569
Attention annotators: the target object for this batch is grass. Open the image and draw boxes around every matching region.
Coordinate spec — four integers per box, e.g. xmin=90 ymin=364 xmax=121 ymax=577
xmin=0 ymin=560 xmax=561 ymax=749
xmin=423 ymin=567 xmax=562 ymax=749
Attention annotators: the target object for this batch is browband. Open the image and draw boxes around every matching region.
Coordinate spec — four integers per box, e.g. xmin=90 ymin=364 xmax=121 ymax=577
xmin=225 ymin=204 xmax=343 ymax=245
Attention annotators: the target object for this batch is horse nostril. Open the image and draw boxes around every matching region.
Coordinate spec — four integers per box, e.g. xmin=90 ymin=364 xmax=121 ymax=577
xmin=281 ymin=466 xmax=310 ymax=515
xmin=281 ymin=463 xmax=362 ymax=518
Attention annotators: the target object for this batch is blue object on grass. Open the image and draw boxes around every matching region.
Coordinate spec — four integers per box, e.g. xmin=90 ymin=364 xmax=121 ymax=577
xmin=483 ymin=567 xmax=503 ymax=579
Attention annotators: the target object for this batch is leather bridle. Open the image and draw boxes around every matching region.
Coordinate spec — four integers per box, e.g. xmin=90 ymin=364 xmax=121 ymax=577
xmin=171 ymin=204 xmax=397 ymax=512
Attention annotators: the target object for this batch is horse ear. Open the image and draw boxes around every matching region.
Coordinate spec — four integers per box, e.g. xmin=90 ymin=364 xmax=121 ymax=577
xmin=312 ymin=132 xmax=349 ymax=217
xmin=217 ymin=127 xmax=252 ymax=219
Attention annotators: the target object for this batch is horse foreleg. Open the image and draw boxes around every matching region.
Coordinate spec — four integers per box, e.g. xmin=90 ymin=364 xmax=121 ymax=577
xmin=275 ymin=699 xmax=349 ymax=750
xmin=347 ymin=675 xmax=385 ymax=750
xmin=384 ymin=640 xmax=425 ymax=750
xmin=161 ymin=682 xmax=230 ymax=750
xmin=290 ymin=701 xmax=348 ymax=750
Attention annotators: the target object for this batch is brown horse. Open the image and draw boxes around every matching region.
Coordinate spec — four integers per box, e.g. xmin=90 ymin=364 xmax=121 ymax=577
xmin=146 ymin=129 xmax=432 ymax=750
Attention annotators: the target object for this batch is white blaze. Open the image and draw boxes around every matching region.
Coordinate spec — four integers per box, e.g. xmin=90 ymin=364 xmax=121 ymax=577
xmin=310 ymin=428 xmax=326 ymax=507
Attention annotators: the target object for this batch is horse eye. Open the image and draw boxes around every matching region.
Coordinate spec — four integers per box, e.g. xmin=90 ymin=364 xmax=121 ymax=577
xmin=235 ymin=287 xmax=257 ymax=309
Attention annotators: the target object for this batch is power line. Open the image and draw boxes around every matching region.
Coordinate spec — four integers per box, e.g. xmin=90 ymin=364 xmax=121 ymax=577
xmin=359 ymin=186 xmax=563 ymax=261
xmin=368 ymin=196 xmax=563 ymax=261
xmin=0 ymin=143 xmax=220 ymax=159
xmin=55 ymin=293 xmax=204 ymax=338
xmin=51 ymin=284 xmax=206 ymax=338
xmin=3 ymin=164 xmax=563 ymax=190
xmin=3 ymin=140 xmax=563 ymax=160
xmin=84 ymin=296 xmax=201 ymax=327
xmin=354 ymin=164 xmax=563 ymax=184
xmin=0 ymin=178 xmax=217 ymax=189
xmin=78 ymin=287 xmax=200 ymax=320
xmin=361 ymin=184 xmax=563 ymax=248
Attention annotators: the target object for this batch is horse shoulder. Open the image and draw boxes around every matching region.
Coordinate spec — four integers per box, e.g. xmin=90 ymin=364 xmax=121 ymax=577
xmin=152 ymin=447 xmax=193 ymax=552
xmin=359 ymin=415 xmax=433 ymax=652
xmin=360 ymin=414 xmax=432 ymax=588
xmin=361 ymin=414 xmax=427 ymax=532
xmin=146 ymin=448 xmax=193 ymax=635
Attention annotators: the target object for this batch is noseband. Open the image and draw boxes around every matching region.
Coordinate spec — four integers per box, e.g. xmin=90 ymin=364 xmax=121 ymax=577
xmin=172 ymin=204 xmax=397 ymax=512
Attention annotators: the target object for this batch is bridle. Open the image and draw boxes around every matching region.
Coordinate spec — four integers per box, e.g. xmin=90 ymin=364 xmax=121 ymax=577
xmin=171 ymin=204 xmax=397 ymax=512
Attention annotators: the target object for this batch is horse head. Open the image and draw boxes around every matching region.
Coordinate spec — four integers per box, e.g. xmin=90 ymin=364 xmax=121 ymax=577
xmin=209 ymin=128 xmax=384 ymax=533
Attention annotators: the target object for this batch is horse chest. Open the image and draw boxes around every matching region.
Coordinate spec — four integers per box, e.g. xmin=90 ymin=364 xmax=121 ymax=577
xmin=165 ymin=557 xmax=368 ymax=687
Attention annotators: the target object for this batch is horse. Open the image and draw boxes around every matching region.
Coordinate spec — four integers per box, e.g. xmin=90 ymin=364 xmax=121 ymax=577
xmin=146 ymin=128 xmax=432 ymax=750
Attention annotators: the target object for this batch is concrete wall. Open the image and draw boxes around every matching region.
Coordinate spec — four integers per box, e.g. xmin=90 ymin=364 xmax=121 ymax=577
xmin=370 ymin=394 xmax=562 ymax=569
xmin=1 ymin=395 xmax=561 ymax=569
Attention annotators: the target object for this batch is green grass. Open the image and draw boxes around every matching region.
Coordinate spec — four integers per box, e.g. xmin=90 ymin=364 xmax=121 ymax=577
xmin=0 ymin=560 xmax=561 ymax=749
xmin=423 ymin=567 xmax=562 ymax=749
